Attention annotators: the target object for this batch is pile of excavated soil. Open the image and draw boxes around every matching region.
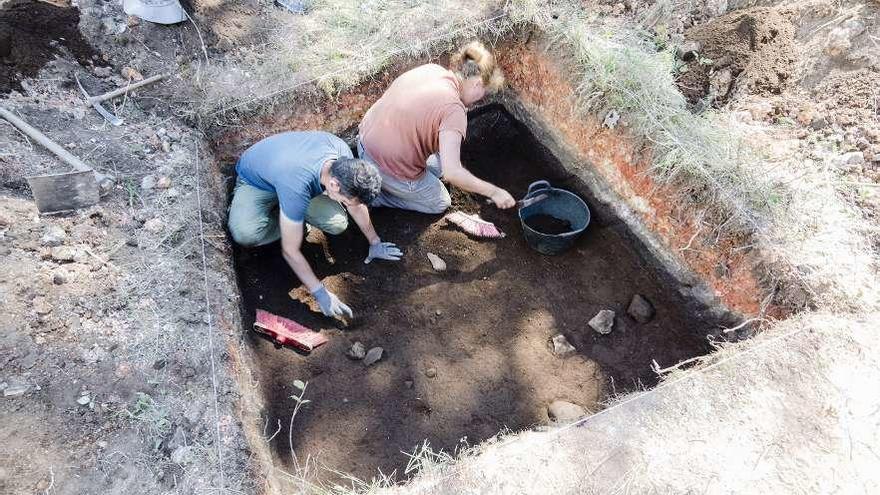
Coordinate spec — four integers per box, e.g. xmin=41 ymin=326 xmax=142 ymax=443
xmin=0 ymin=0 xmax=95 ymax=94
xmin=814 ymin=68 xmax=880 ymax=127
xmin=677 ymin=7 xmax=796 ymax=105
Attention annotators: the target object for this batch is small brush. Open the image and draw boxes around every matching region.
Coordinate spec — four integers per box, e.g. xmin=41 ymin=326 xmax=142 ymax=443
xmin=445 ymin=211 xmax=506 ymax=238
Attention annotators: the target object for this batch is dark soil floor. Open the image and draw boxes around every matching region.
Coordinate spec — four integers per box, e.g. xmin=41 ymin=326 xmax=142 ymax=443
xmin=0 ymin=0 xmax=95 ymax=94
xmin=232 ymin=107 xmax=718 ymax=482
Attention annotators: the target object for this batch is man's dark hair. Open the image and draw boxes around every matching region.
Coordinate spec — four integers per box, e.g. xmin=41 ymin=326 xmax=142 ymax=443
xmin=330 ymin=158 xmax=382 ymax=205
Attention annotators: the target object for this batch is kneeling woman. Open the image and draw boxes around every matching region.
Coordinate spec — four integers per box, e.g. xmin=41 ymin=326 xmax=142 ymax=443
xmin=357 ymin=41 xmax=516 ymax=213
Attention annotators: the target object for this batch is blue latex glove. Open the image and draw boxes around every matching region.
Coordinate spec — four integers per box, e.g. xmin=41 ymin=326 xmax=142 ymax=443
xmin=311 ymin=285 xmax=353 ymax=319
xmin=364 ymin=239 xmax=402 ymax=264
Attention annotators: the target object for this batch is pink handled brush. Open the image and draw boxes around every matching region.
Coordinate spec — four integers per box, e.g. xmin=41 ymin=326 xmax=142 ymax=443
xmin=444 ymin=211 xmax=506 ymax=239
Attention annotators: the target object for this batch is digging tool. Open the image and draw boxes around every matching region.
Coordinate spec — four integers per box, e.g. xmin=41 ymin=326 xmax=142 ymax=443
xmin=0 ymin=106 xmax=111 ymax=213
xmin=485 ymin=193 xmax=549 ymax=209
xmin=83 ymin=73 xmax=169 ymax=106
xmin=75 ymin=74 xmax=123 ymax=126
xmin=253 ymin=309 xmax=328 ymax=352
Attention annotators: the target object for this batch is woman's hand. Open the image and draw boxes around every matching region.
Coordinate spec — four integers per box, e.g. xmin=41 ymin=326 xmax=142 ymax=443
xmin=489 ymin=187 xmax=516 ymax=209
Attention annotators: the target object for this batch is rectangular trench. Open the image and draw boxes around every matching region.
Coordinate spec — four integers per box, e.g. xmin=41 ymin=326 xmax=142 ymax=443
xmin=225 ymin=104 xmax=733 ymax=483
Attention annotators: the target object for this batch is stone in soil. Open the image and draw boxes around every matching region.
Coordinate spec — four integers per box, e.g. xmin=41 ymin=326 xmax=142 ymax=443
xmin=547 ymin=400 xmax=587 ymax=422
xmin=141 ymin=175 xmax=157 ymax=190
xmin=425 ymin=367 xmax=437 ymax=378
xmin=589 ymin=309 xmax=615 ymax=335
xmin=426 ymin=252 xmax=447 ymax=271
xmin=171 ymin=445 xmax=195 ymax=464
xmin=40 ymin=225 xmax=67 ymax=247
xmin=156 ymin=176 xmax=172 ymax=188
xmin=144 ymin=218 xmax=164 ymax=233
xmin=346 ymin=341 xmax=366 ymax=360
xmin=550 ymin=334 xmax=576 ymax=357
xmin=709 ymin=68 xmax=733 ymax=98
xmin=52 ymin=271 xmax=67 ymax=285
xmin=121 ymin=66 xmax=144 ymax=81
xmin=51 ymin=245 xmax=80 ymax=262
xmin=627 ymin=294 xmax=655 ymax=323
xmin=363 ymin=347 xmax=383 ymax=366
xmin=3 ymin=383 xmax=30 ymax=397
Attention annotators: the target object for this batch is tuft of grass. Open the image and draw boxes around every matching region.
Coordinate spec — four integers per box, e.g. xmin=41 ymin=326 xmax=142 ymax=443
xmin=121 ymin=392 xmax=172 ymax=450
xmin=197 ymin=0 xmax=518 ymax=119
xmin=541 ymin=14 xmax=782 ymax=235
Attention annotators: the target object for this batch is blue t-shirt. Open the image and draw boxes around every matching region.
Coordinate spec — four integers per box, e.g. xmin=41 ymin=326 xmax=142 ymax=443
xmin=235 ymin=131 xmax=353 ymax=222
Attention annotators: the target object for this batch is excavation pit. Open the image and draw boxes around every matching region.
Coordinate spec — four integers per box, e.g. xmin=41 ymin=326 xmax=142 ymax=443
xmin=229 ymin=105 xmax=732 ymax=482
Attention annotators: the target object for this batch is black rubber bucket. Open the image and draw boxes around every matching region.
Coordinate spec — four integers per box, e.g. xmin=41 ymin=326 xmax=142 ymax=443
xmin=518 ymin=180 xmax=590 ymax=255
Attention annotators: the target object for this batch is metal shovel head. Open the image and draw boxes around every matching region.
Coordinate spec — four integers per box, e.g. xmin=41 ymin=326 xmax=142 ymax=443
xmin=123 ymin=0 xmax=187 ymax=24
xmin=26 ymin=169 xmax=99 ymax=213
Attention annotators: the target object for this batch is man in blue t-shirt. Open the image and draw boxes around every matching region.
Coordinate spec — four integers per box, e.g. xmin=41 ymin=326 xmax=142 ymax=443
xmin=228 ymin=131 xmax=402 ymax=319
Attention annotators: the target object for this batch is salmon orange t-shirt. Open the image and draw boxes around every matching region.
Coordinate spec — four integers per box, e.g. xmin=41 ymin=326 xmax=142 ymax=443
xmin=359 ymin=64 xmax=467 ymax=181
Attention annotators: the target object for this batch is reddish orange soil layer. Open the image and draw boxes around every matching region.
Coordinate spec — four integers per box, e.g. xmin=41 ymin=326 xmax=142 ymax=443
xmin=212 ymin=42 xmax=774 ymax=317
xmin=497 ymin=44 xmax=771 ymax=317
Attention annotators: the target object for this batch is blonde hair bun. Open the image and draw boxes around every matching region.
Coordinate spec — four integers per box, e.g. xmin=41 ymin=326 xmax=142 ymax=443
xmin=450 ymin=41 xmax=505 ymax=94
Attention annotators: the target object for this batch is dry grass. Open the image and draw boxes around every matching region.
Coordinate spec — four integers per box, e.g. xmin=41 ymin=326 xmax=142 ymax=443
xmin=195 ymin=0 xmax=516 ymax=119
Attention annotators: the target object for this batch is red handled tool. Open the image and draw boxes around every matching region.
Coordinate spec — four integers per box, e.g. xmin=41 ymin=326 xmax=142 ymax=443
xmin=253 ymin=309 xmax=328 ymax=351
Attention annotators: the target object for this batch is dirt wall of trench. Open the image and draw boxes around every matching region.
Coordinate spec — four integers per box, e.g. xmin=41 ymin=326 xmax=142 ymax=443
xmin=210 ymin=35 xmax=770 ymax=322
xmin=493 ymin=35 xmax=775 ymax=320
xmin=208 ymin=32 xmax=775 ymax=492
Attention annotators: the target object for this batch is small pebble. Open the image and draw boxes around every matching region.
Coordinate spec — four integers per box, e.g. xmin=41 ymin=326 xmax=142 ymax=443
xmin=346 ymin=341 xmax=366 ymax=360
xmin=425 ymin=367 xmax=437 ymax=378
xmin=363 ymin=347 xmax=383 ymax=366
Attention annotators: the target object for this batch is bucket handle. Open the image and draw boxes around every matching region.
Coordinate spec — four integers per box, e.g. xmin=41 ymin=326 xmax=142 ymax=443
xmin=525 ymin=180 xmax=552 ymax=198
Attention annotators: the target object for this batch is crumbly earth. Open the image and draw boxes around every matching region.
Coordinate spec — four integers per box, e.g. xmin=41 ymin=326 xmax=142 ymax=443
xmin=233 ymin=108 xmax=721 ymax=482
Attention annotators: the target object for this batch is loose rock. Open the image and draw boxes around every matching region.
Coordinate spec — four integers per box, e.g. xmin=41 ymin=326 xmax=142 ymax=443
xmin=171 ymin=445 xmax=195 ymax=464
xmin=363 ymin=347 xmax=383 ymax=366
xmin=425 ymin=367 xmax=437 ymax=378
xmin=156 ymin=176 xmax=172 ymax=189
xmin=3 ymin=383 xmax=30 ymax=397
xmin=676 ymin=40 xmax=701 ymax=61
xmin=121 ymin=66 xmax=144 ymax=81
xmin=603 ymin=109 xmax=620 ymax=129
xmin=93 ymin=65 xmax=112 ymax=78
xmin=837 ymin=151 xmax=865 ymax=168
xmin=627 ymin=294 xmax=655 ymax=323
xmin=40 ymin=225 xmax=67 ymax=247
xmin=77 ymin=395 xmax=91 ymax=405
xmin=744 ymin=100 xmax=774 ymax=121
xmin=550 ymin=334 xmax=576 ymax=357
xmin=796 ymin=105 xmax=816 ymax=126
xmin=140 ymin=175 xmax=157 ymax=190
xmin=547 ymin=400 xmax=586 ymax=422
xmin=144 ymin=218 xmax=164 ymax=233
xmin=426 ymin=252 xmax=446 ymax=271
xmin=588 ymin=309 xmax=615 ymax=335
xmin=51 ymin=246 xmax=80 ymax=262
xmin=709 ymin=68 xmax=733 ymax=98
xmin=346 ymin=341 xmax=366 ymax=360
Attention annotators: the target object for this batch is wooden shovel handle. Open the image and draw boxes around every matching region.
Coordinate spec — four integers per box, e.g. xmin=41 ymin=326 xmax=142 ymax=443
xmin=0 ymin=106 xmax=93 ymax=173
